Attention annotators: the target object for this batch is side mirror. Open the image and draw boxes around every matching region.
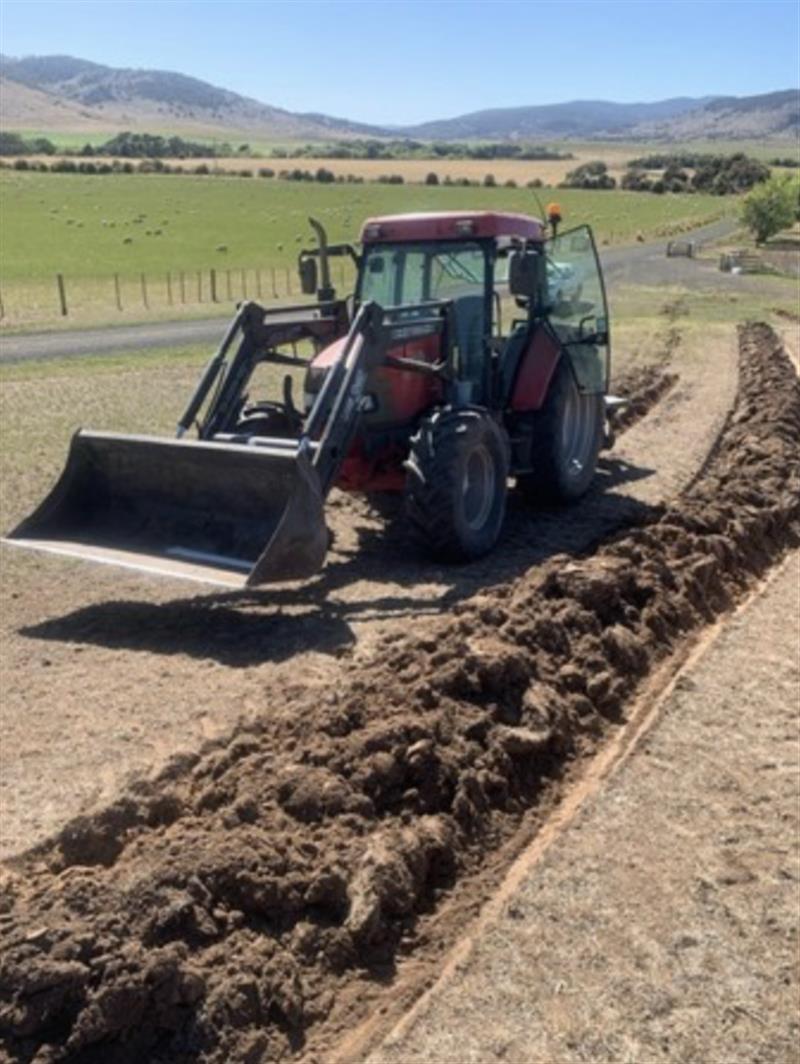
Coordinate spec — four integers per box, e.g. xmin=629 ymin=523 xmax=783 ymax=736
xmin=509 ymin=249 xmax=544 ymax=300
xmin=299 ymin=255 xmax=317 ymax=295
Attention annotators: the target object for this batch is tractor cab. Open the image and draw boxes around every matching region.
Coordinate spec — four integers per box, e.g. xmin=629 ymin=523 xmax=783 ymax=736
xmin=302 ymin=209 xmax=609 ymax=428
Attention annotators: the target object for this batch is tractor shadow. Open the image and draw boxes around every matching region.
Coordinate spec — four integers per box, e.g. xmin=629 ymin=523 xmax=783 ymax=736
xmin=22 ymin=455 xmax=658 ymax=667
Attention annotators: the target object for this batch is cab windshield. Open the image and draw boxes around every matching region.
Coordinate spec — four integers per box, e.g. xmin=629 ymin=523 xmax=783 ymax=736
xmin=358 ymin=241 xmax=487 ymax=308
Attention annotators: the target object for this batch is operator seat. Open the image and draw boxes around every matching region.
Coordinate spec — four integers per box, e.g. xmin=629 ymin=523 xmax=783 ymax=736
xmin=451 ymin=294 xmax=486 ymax=393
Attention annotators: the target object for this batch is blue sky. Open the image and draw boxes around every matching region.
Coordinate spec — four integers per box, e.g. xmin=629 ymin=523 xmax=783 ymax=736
xmin=1 ymin=0 xmax=798 ymax=125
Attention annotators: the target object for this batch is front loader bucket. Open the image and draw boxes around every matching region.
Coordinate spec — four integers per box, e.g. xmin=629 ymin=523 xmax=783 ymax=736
xmin=4 ymin=431 xmax=329 ymax=588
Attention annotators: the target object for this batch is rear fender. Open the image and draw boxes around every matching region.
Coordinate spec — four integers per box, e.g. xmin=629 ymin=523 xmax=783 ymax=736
xmin=509 ymin=328 xmax=561 ymax=411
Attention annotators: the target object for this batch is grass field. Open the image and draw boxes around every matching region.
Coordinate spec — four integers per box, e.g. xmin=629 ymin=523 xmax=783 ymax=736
xmin=0 ymin=170 xmax=732 ymax=281
xmin=0 ymin=169 xmax=734 ymax=327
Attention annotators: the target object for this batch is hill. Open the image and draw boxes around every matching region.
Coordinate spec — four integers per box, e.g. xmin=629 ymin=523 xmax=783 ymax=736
xmin=399 ymin=98 xmax=714 ymax=139
xmin=632 ymin=89 xmax=800 ymax=140
xmin=0 ymin=74 xmax=117 ymax=131
xmin=0 ymin=54 xmax=797 ymax=143
xmin=0 ymin=54 xmax=387 ymax=139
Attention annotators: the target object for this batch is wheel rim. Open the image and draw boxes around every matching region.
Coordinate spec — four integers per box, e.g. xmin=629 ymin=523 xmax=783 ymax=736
xmin=462 ymin=444 xmax=496 ymax=530
xmin=560 ymin=374 xmax=596 ymax=479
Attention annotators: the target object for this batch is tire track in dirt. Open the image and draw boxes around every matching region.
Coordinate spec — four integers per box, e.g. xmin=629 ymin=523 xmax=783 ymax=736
xmin=0 ymin=323 xmax=797 ymax=1063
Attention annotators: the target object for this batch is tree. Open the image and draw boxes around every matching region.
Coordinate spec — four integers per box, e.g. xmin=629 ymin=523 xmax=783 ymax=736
xmin=741 ymin=175 xmax=795 ymax=244
xmin=561 ymin=160 xmax=615 ymax=190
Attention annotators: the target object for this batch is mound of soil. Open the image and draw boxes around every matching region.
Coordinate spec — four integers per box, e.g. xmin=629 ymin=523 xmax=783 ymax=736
xmin=609 ymin=365 xmax=679 ymax=433
xmin=1 ymin=324 xmax=798 ymax=1063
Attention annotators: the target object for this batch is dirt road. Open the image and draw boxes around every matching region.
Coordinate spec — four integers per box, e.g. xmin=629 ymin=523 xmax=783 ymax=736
xmin=369 ymin=551 xmax=800 ymax=1064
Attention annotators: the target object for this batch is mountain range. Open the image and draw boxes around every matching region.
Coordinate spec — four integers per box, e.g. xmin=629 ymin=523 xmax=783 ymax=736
xmin=0 ymin=54 xmax=797 ymax=142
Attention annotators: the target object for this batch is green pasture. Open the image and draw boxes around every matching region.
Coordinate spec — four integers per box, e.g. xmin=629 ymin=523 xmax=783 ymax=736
xmin=0 ymin=170 xmax=731 ymax=283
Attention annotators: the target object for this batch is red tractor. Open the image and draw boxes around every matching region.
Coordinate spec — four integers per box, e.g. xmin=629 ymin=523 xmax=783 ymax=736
xmin=7 ymin=211 xmax=612 ymax=587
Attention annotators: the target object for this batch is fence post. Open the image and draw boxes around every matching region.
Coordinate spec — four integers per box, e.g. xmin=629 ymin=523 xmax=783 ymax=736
xmin=140 ymin=273 xmax=149 ymax=309
xmin=285 ymin=267 xmax=291 ymax=295
xmin=197 ymin=270 xmax=202 ymax=303
xmin=271 ymin=267 xmax=277 ymax=297
xmin=166 ymin=272 xmax=173 ymax=305
xmin=256 ymin=268 xmax=262 ymax=298
xmin=113 ymin=273 xmax=122 ymax=311
xmin=56 ymin=273 xmax=68 ymax=316
xmin=210 ymin=268 xmax=218 ymax=303
xmin=180 ymin=271 xmax=186 ymax=304
xmin=241 ymin=268 xmax=247 ymax=298
xmin=226 ymin=269 xmax=232 ymax=300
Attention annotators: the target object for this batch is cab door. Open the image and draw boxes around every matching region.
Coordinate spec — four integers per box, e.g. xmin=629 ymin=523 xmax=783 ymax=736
xmin=545 ymin=224 xmax=610 ymax=393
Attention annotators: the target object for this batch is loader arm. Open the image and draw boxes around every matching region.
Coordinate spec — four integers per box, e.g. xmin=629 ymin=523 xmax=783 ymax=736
xmin=180 ymin=298 xmax=350 ymax=441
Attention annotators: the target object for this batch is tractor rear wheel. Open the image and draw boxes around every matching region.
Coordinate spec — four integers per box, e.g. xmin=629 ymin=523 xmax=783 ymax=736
xmin=517 ymin=357 xmax=603 ymax=503
xmin=405 ymin=409 xmax=509 ymax=561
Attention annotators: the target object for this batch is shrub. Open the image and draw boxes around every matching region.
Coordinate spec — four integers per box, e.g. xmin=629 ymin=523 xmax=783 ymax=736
xmin=425 ymin=172 xmax=439 ymax=185
xmin=483 ymin=173 xmax=497 ymax=187
xmin=741 ymin=175 xmax=796 ymax=243
xmin=621 ymin=169 xmax=652 ymax=192
xmin=562 ymin=161 xmax=616 ymax=189
xmin=0 ymin=132 xmax=30 ymax=155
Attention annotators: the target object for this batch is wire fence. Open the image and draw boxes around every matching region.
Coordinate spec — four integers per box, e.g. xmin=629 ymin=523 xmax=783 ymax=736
xmin=0 ymin=259 xmax=359 ymax=329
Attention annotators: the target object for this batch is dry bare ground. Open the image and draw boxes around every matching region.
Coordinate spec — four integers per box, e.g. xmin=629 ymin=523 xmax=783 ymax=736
xmin=0 ymin=317 xmax=735 ymax=858
xmin=0 ymin=320 xmax=796 ymax=1062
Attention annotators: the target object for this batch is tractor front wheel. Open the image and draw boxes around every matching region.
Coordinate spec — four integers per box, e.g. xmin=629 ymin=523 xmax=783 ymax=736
xmin=405 ymin=409 xmax=509 ymax=562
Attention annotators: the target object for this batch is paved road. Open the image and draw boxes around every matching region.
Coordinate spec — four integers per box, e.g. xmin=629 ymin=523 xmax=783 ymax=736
xmin=600 ymin=216 xmax=736 ymax=289
xmin=0 ymin=315 xmax=230 ymax=364
xmin=0 ymin=218 xmax=738 ymax=365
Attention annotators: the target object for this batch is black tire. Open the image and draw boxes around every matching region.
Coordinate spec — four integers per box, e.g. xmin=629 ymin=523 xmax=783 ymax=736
xmin=516 ymin=357 xmax=603 ymax=503
xmin=405 ymin=409 xmax=509 ymax=562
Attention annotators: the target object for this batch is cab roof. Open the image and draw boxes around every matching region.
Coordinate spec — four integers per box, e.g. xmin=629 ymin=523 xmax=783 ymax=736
xmin=359 ymin=210 xmax=545 ymax=244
